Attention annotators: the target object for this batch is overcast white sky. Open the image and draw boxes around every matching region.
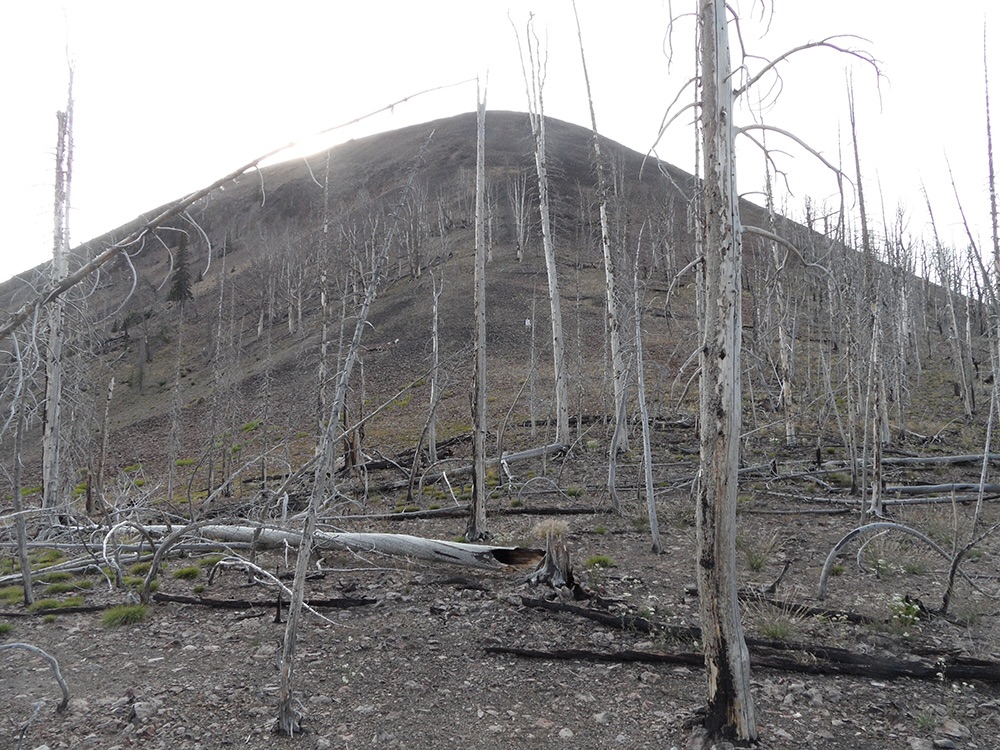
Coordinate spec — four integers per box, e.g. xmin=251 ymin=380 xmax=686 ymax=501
xmin=4 ymin=1 xmax=999 ymax=282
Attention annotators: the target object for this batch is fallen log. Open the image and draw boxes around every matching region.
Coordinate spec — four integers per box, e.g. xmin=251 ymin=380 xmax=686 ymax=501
xmin=152 ymin=592 xmax=375 ymax=610
xmin=140 ymin=524 xmax=544 ymax=571
xmin=337 ymin=504 xmax=614 ymax=522
xmin=484 ymin=645 xmax=1000 ymax=682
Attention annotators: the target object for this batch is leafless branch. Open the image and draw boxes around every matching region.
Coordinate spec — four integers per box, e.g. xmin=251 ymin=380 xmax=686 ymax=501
xmin=734 ymin=36 xmax=880 ymax=99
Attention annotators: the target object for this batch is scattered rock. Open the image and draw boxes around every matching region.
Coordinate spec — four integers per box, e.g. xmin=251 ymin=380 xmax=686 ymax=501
xmin=940 ymin=719 xmax=971 ymax=739
xmin=558 ymin=727 xmax=574 ymax=739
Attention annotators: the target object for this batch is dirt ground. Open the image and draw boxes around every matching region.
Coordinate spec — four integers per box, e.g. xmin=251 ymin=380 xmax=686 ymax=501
xmin=3 ymin=440 xmax=1000 ymax=750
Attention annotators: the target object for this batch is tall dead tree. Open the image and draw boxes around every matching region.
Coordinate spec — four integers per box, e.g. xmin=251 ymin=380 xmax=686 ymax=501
xmin=42 ymin=73 xmax=74 ymax=512
xmin=276 ymin=132 xmax=435 ymax=736
xmin=515 ymin=15 xmax=570 ymax=445
xmin=469 ymin=84 xmax=489 ymax=541
xmin=693 ymin=0 xmax=757 ymax=742
xmin=573 ymin=2 xmax=628 ymax=512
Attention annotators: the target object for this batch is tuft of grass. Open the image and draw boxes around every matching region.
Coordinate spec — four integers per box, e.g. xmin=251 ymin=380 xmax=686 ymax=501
xmin=509 ymin=498 xmax=525 ymax=508
xmin=759 ymin=616 xmax=794 ymax=641
xmin=42 ymin=614 xmax=57 ymax=624
xmin=0 ymin=622 xmax=14 ymax=636
xmin=565 ymin=486 xmax=584 ymax=498
xmin=175 ymin=457 xmax=197 ymax=467
xmin=595 ymin=526 xmax=608 ymax=536
xmin=123 ymin=463 xmax=142 ymax=473
xmin=129 ymin=562 xmax=152 ymax=575
xmin=192 ymin=584 xmax=206 ymax=594
xmin=738 ymin=530 xmax=779 ymax=573
xmin=0 ymin=585 xmax=25 ymax=605
xmin=914 ymin=712 xmax=937 ymax=731
xmin=44 ymin=580 xmax=92 ymax=595
xmin=122 ymin=576 xmax=158 ymax=592
xmin=38 ymin=572 xmax=73 ymax=583
xmin=198 ymin=555 xmax=224 ymax=568
xmin=29 ymin=549 xmax=66 ymax=569
xmin=29 ymin=595 xmax=84 ymax=612
xmin=585 ymin=554 xmax=615 ymax=569
xmin=172 ymin=566 xmax=200 ymax=580
xmin=102 ymin=604 xmax=148 ymax=627
xmin=241 ymin=419 xmax=262 ymax=433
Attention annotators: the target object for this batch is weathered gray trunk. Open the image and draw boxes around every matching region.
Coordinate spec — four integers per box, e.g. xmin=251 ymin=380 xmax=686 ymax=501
xmin=42 ymin=90 xmax=73 ymax=511
xmin=516 ymin=18 xmax=570 ymax=445
xmin=276 ymin=134 xmax=433 ymax=735
xmin=573 ymin=4 xmax=628 ymax=511
xmin=694 ymin=0 xmax=757 ymax=742
xmin=469 ymin=85 xmax=489 ymax=541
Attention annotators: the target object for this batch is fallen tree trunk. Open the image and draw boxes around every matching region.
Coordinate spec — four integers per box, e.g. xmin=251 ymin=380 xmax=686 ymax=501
xmin=485 ymin=644 xmax=1000 ymax=683
xmin=141 ymin=525 xmax=543 ymax=571
xmin=152 ymin=592 xmax=375 ymax=610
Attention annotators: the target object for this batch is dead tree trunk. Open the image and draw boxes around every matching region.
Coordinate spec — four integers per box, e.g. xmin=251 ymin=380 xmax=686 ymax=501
xmin=516 ymin=17 xmax=570 ymax=445
xmin=573 ymin=3 xmax=628 ymax=513
xmin=694 ymin=0 xmax=757 ymax=742
xmin=42 ymin=78 xmax=73 ymax=512
xmin=469 ymin=83 xmax=489 ymax=541
xmin=276 ymin=133 xmax=436 ymax=736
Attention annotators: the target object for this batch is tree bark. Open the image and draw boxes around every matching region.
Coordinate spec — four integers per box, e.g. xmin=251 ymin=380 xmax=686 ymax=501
xmin=469 ymin=83 xmax=489 ymax=541
xmin=141 ymin=525 xmax=543 ymax=571
xmin=516 ymin=18 xmax=570 ymax=445
xmin=694 ymin=0 xmax=757 ymax=742
xmin=42 ymin=82 xmax=73 ymax=512
xmin=572 ymin=2 xmax=629 ymax=512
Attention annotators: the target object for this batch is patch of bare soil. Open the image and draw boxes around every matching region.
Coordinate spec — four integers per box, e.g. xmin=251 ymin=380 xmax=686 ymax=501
xmin=4 ymin=443 xmax=1000 ymax=749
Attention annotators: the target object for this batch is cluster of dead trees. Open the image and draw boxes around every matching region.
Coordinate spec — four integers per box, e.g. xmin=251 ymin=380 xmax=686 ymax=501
xmin=7 ymin=3 xmax=1000 ymax=747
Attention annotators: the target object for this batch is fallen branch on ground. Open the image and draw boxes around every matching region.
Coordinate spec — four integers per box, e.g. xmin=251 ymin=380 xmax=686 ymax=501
xmin=484 ymin=644 xmax=1000 ymax=682
xmin=0 ymin=642 xmax=70 ymax=711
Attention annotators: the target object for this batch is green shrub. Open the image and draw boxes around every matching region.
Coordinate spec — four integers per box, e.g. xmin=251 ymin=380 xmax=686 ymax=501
xmin=102 ymin=604 xmax=148 ymax=627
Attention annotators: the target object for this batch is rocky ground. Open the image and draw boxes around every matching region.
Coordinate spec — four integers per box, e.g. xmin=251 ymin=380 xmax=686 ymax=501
xmin=3 ymin=439 xmax=1000 ymax=750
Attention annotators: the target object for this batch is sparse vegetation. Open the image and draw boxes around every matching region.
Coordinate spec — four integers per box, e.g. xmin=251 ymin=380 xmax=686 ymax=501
xmin=172 ymin=566 xmax=201 ymax=580
xmin=102 ymin=605 xmax=149 ymax=627
xmin=585 ymin=554 xmax=614 ymax=569
xmin=29 ymin=596 xmax=84 ymax=612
